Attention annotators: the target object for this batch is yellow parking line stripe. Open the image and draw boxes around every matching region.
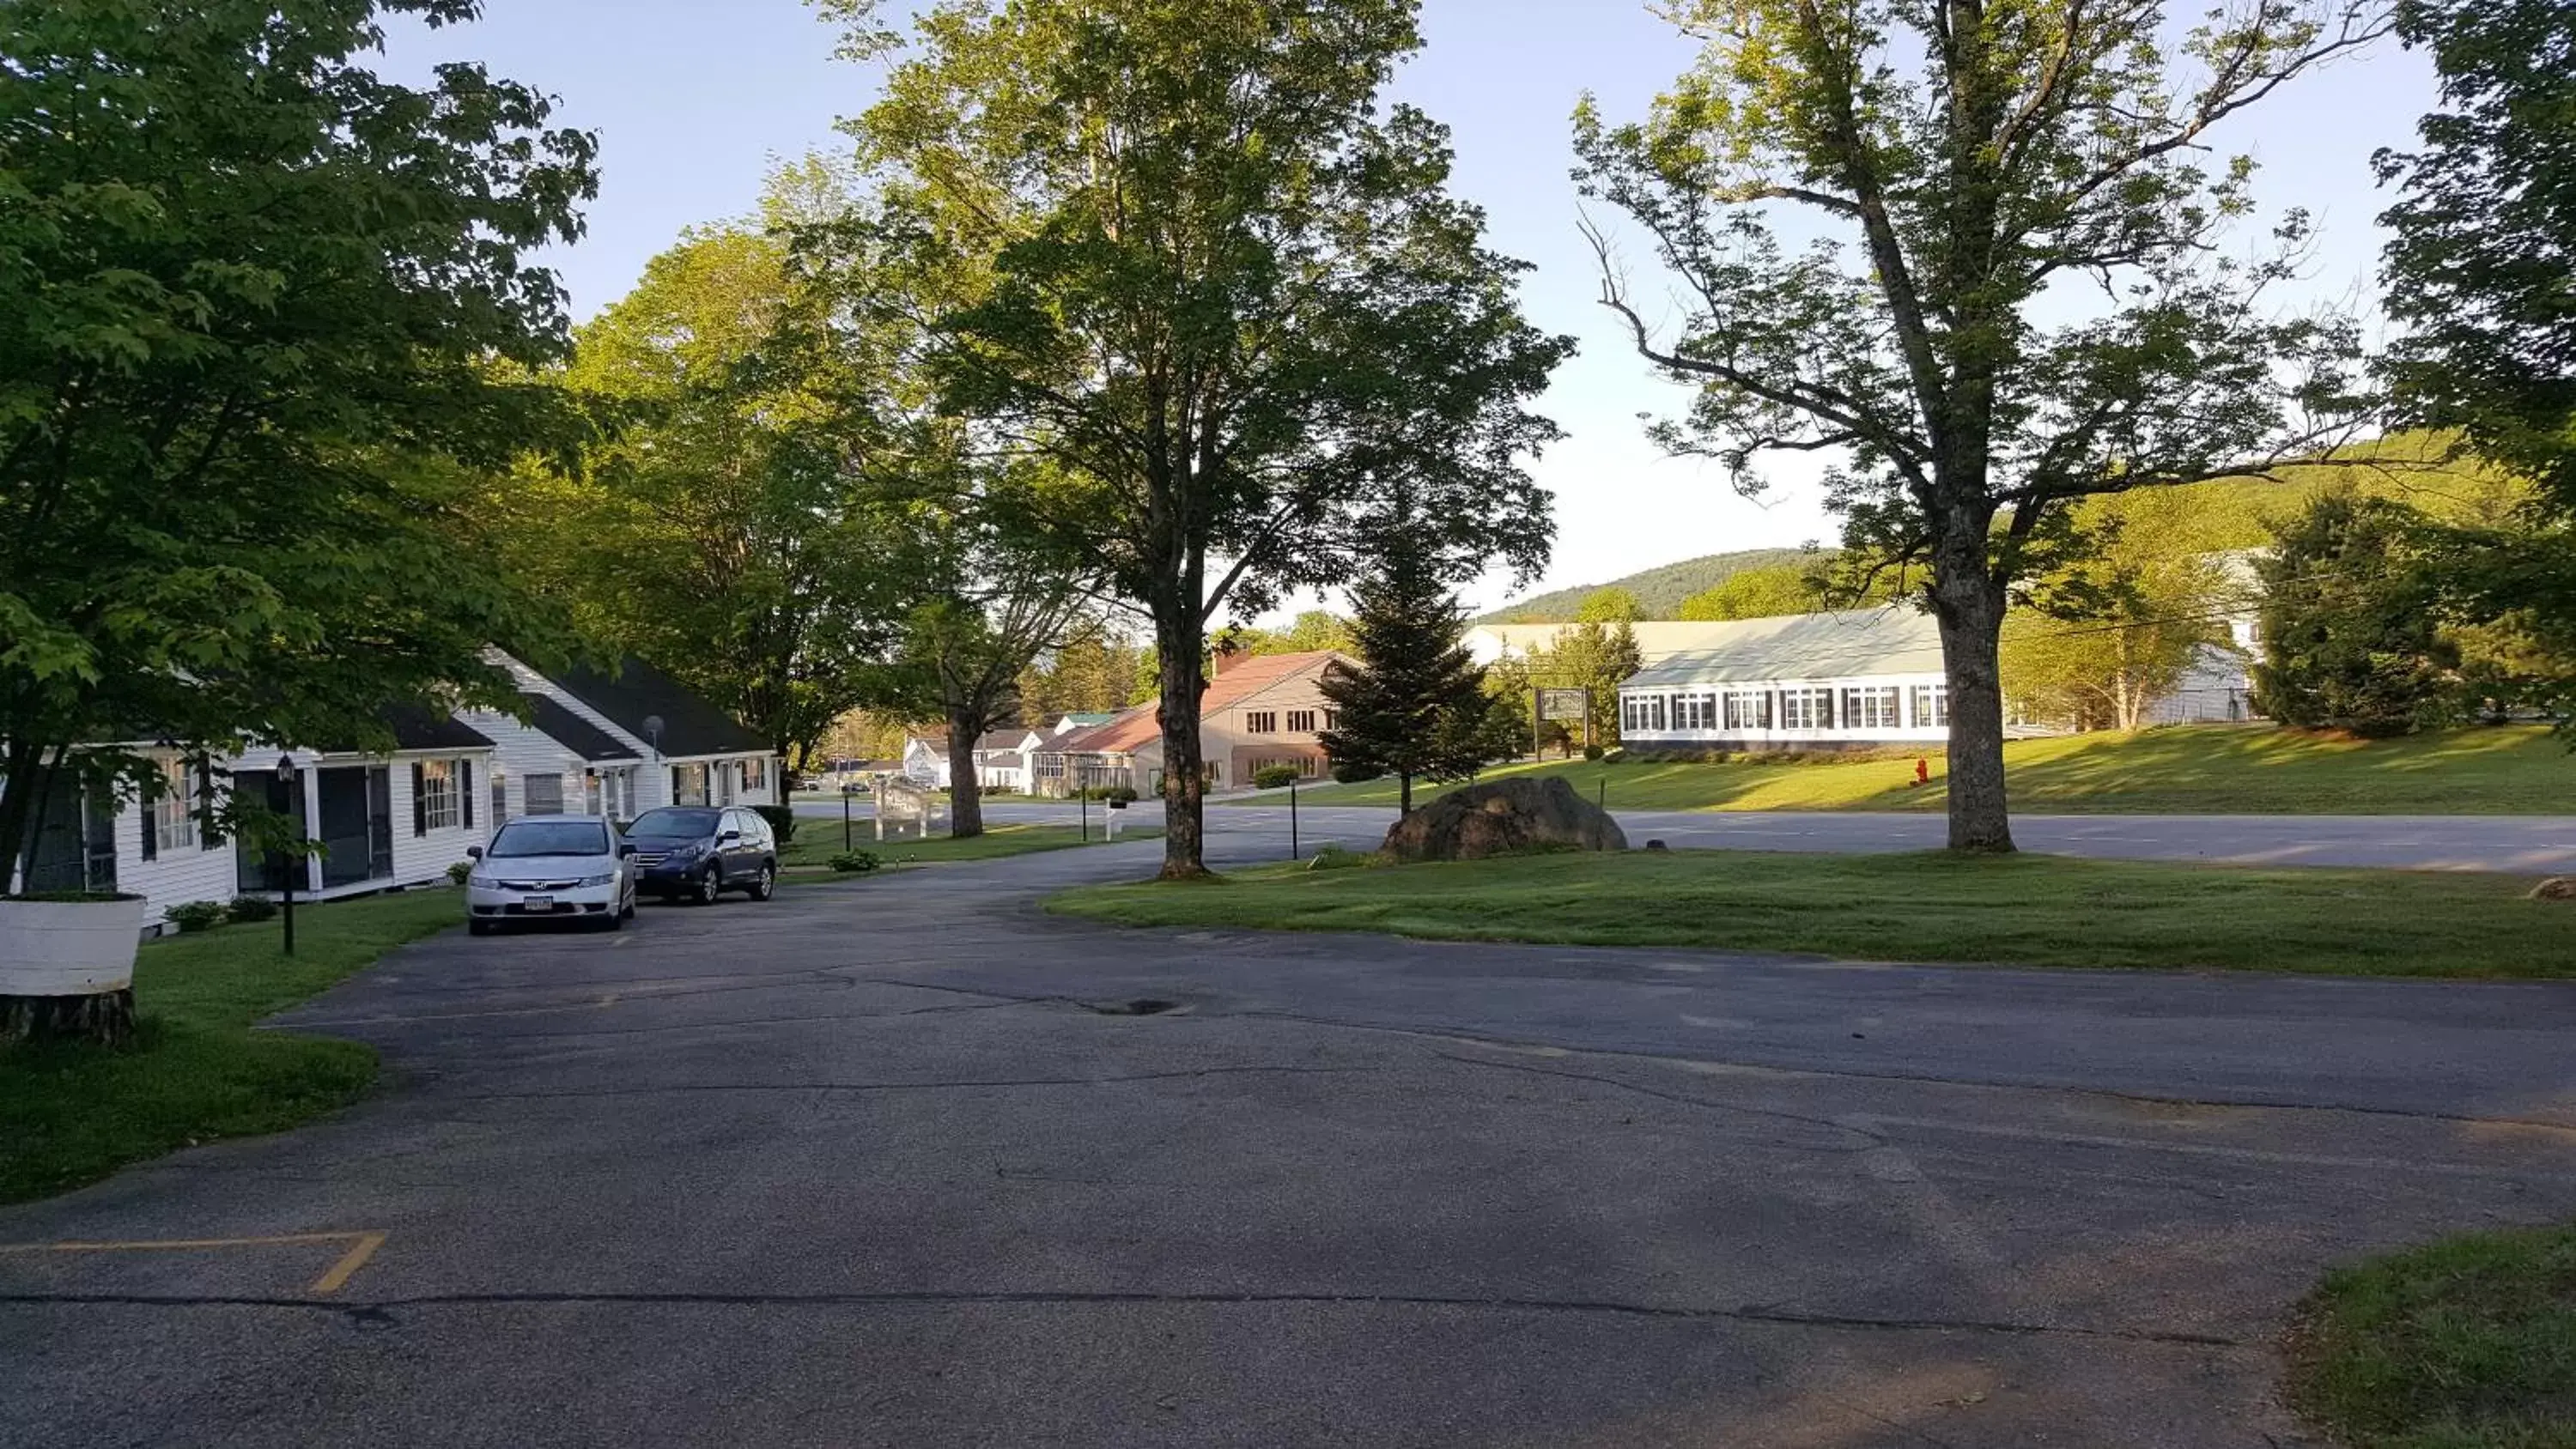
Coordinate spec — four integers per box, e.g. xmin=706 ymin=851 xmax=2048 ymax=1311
xmin=0 ymin=1231 xmax=390 ymax=1296
xmin=308 ymin=1232 xmax=386 ymax=1295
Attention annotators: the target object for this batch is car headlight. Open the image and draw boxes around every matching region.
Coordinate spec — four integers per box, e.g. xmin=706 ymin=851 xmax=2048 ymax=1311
xmin=579 ymin=871 xmax=617 ymax=888
xmin=469 ymin=870 xmax=495 ymax=888
xmin=665 ymin=839 xmax=708 ymax=859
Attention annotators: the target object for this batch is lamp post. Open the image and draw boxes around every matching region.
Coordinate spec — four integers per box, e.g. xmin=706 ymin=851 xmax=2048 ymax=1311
xmin=274 ymin=754 xmax=300 ymax=957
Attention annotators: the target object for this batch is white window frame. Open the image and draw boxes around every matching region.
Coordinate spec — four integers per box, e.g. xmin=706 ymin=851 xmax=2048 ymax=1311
xmin=742 ymin=755 xmax=767 ymax=791
xmin=521 ymin=772 xmax=563 ymax=816
xmin=1779 ymin=688 xmax=1834 ymax=731
xmin=152 ymin=757 xmax=196 ymax=852
xmin=1245 ymin=711 xmax=1279 ymax=735
xmin=421 ymin=759 xmax=460 ymax=830
xmin=1285 ymin=709 xmax=1316 ymax=733
xmin=1842 ymin=686 xmax=1902 ymax=731
xmin=1911 ymin=684 xmax=1950 ymax=728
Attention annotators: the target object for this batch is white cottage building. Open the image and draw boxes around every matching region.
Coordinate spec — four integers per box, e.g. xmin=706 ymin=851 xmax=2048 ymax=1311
xmin=12 ymin=654 xmax=778 ymax=937
xmin=13 ymin=709 xmax=501 ymax=934
xmin=1607 ymin=609 xmax=1955 ymax=753
xmin=459 ymin=652 xmax=779 ymax=823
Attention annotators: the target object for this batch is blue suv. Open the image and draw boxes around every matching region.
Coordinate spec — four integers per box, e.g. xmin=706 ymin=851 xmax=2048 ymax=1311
xmin=623 ymin=806 xmax=779 ymax=905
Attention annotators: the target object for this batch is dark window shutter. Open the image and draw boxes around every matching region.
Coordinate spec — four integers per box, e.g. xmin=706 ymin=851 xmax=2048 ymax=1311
xmin=460 ymin=759 xmax=475 ymax=828
xmin=412 ymin=762 xmax=428 ymax=837
xmin=198 ymin=764 xmax=221 ymax=848
xmin=139 ymin=787 xmax=156 ymax=861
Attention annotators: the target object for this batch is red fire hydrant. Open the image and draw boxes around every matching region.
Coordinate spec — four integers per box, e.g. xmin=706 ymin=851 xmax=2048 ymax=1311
xmin=1913 ymin=757 xmax=1930 ymax=787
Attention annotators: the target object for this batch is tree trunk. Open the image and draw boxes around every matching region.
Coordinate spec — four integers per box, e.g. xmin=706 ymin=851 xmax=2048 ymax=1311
xmin=1153 ymin=612 xmax=1210 ymax=880
xmin=945 ymin=718 xmax=984 ymax=840
xmin=1399 ymin=772 xmax=1413 ymax=816
xmin=1929 ymin=547 xmax=2016 ymax=853
xmin=1 ymin=988 xmax=136 ymax=1048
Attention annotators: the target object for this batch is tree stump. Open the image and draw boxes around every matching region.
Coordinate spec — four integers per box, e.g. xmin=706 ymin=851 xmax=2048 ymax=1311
xmin=0 ymin=990 xmax=137 ymax=1048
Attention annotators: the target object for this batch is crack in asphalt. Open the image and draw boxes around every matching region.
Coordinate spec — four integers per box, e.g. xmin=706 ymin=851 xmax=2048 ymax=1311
xmin=0 ymin=1288 xmax=2248 ymax=1348
xmin=440 ymin=1064 xmax=1382 ymax=1101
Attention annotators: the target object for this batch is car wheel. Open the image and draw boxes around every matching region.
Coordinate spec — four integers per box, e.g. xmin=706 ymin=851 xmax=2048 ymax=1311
xmin=621 ymin=894 xmax=637 ymax=920
xmin=749 ymin=863 xmax=775 ymax=901
xmin=694 ymin=869 xmax=721 ymax=906
xmin=468 ymin=919 xmax=492 ymax=937
xmin=600 ymin=906 xmax=623 ymax=932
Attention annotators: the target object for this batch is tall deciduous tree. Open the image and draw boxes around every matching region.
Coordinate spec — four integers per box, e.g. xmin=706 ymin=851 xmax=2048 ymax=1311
xmin=833 ymin=0 xmax=1569 ymax=878
xmin=1320 ymin=508 xmax=1501 ymax=815
xmin=2378 ymin=0 xmax=2576 ymax=510
xmin=0 ymin=0 xmax=594 ymax=929
xmin=2377 ymin=2 xmax=2576 ymax=732
xmin=480 ymin=204 xmax=910 ymax=772
xmin=1577 ymin=0 xmax=2380 ymax=851
xmin=2002 ymin=491 xmax=2239 ymax=731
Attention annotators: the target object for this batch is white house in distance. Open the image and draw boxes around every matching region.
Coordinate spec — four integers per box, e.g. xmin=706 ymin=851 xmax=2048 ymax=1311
xmin=459 ymin=652 xmax=778 ymax=822
xmin=1468 ymin=604 xmax=2258 ymax=754
xmin=1607 ymin=609 xmax=1955 ymax=752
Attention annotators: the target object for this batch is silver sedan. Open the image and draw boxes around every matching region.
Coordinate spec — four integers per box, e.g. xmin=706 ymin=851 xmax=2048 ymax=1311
xmin=465 ymin=817 xmax=637 ymax=935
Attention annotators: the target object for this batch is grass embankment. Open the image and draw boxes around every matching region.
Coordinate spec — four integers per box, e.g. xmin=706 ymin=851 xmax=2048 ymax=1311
xmin=1260 ymin=724 xmax=2575 ymax=815
xmin=781 ymin=821 xmax=1158 ymax=872
xmin=1049 ymin=849 xmax=2575 ymax=978
xmin=0 ymin=889 xmax=459 ymax=1203
xmin=2288 ymin=1222 xmax=2576 ymax=1449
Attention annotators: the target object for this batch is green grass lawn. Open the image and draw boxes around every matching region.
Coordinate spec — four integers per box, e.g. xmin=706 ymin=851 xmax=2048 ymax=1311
xmin=0 ymin=888 xmax=461 ymax=1204
xmin=1048 ymin=848 xmax=2576 ymax=978
xmin=1259 ymin=724 xmax=2576 ymax=815
xmin=781 ymin=820 xmax=1159 ymax=871
xmin=2287 ymin=1222 xmax=2576 ymax=1449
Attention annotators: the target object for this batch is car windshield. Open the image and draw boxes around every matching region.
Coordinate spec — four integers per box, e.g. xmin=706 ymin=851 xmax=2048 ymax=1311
xmin=626 ymin=808 xmax=720 ymax=839
xmin=488 ymin=821 xmax=611 ymax=858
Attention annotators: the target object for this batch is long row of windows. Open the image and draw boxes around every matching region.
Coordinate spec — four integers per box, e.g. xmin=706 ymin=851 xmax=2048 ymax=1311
xmin=1620 ymin=683 xmax=1949 ymax=735
xmin=1244 ymin=708 xmax=1337 ymax=735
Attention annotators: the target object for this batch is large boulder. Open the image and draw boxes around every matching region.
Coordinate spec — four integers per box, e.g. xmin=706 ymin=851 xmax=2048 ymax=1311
xmin=1382 ymin=776 xmax=1627 ymax=863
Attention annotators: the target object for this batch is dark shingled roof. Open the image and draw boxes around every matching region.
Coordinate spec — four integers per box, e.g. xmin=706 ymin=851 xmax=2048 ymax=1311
xmin=543 ymin=657 xmax=766 ymax=759
xmin=520 ymin=694 xmax=641 ymax=762
xmin=380 ymin=706 xmax=495 ymax=753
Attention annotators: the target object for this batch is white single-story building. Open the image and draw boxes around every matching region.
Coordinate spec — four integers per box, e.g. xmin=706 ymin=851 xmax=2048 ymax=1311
xmin=1613 ymin=609 xmax=1954 ymax=753
xmin=12 ymin=709 xmax=501 ymax=934
xmin=969 ymin=728 xmax=1046 ymax=792
xmin=900 ymin=732 xmax=951 ymax=790
xmin=459 ymin=652 xmax=778 ymax=822
xmin=11 ymin=655 xmax=778 ymax=936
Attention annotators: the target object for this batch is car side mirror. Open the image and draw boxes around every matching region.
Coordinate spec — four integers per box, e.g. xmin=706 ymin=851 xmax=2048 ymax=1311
xmin=465 ymin=846 xmax=483 ymax=860
xmin=719 ymin=829 xmax=742 ymax=843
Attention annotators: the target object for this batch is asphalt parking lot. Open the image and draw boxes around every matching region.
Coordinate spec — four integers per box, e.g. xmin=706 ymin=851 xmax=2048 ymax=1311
xmin=4 ymin=830 xmax=2574 ymax=1447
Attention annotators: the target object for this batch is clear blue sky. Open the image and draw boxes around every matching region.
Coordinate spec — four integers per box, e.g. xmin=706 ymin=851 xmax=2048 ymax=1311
xmin=385 ymin=1 xmax=2434 ymax=616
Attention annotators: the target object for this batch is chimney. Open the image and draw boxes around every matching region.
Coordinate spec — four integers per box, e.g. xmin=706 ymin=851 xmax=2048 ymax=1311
xmin=1212 ymin=642 xmax=1245 ymax=678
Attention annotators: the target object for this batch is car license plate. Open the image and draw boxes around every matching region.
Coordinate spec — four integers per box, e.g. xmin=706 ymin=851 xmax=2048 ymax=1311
xmin=522 ymin=895 xmax=556 ymax=909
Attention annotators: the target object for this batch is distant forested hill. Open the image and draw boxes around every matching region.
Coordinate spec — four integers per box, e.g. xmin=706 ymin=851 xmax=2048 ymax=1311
xmin=1479 ymin=547 xmax=1820 ymax=621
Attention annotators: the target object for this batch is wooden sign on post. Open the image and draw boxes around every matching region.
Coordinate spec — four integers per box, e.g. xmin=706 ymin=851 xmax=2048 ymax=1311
xmin=872 ymin=774 xmax=939 ymax=840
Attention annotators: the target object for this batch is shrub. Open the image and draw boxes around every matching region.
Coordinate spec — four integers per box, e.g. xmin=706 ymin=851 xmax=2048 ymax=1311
xmin=827 ymin=851 xmax=881 ymax=875
xmin=224 ymin=894 xmax=278 ymax=924
xmin=163 ymin=900 xmax=228 ymax=933
xmin=1330 ymin=761 xmax=1385 ymax=785
xmin=1602 ymin=747 xmax=1627 ymax=764
xmin=1583 ymin=743 xmax=1605 ymax=761
xmin=1252 ymin=764 xmax=1301 ymax=789
xmin=752 ymin=803 xmax=799 ymax=843
xmin=446 ymin=860 xmax=473 ymax=886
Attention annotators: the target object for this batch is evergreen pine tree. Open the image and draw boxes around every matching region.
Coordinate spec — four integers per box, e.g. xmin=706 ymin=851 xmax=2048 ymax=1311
xmin=2253 ymin=491 xmax=2458 ymax=737
xmin=1321 ymin=530 xmax=1503 ymax=815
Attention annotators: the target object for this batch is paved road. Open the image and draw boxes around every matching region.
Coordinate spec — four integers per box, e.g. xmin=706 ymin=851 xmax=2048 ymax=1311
xmin=803 ymin=795 xmax=2576 ymax=873
xmin=6 ymin=831 xmax=2575 ymax=1446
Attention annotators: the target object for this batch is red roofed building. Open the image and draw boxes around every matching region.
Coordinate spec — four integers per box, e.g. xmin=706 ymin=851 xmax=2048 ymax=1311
xmin=1033 ymin=650 xmax=1349 ymax=797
